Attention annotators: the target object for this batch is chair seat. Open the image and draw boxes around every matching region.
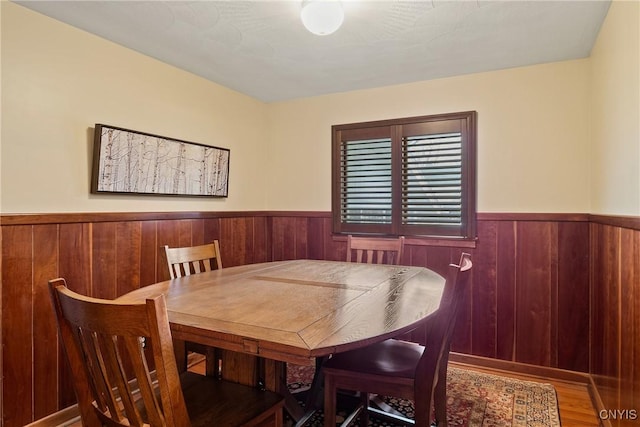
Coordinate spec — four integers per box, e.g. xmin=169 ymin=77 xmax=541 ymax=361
xmin=180 ymin=372 xmax=284 ymax=427
xmin=324 ymin=339 xmax=424 ymax=379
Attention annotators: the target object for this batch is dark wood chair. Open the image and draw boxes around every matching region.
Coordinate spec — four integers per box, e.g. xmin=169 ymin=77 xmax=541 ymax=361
xmin=322 ymin=253 xmax=472 ymax=427
xmin=164 ymin=241 xmax=223 ymax=279
xmin=164 ymin=241 xmax=224 ymax=372
xmin=49 ymin=278 xmax=284 ymax=427
xmin=286 ymin=236 xmax=408 ymax=423
xmin=346 ymin=235 xmax=405 ymax=265
xmin=344 ymin=234 xmax=407 ymax=410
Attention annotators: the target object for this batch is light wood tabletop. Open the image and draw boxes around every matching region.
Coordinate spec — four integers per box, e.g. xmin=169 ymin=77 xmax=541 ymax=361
xmin=119 ymin=259 xmax=446 ymax=424
xmin=119 ymin=259 xmax=446 ymax=365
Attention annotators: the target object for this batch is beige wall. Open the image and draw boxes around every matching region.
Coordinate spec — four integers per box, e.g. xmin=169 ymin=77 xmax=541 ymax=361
xmin=589 ymin=0 xmax=640 ymax=216
xmin=1 ymin=2 xmax=269 ymax=214
xmin=267 ymin=60 xmax=591 ymax=212
xmin=2 ymin=1 xmax=637 ymax=216
xmin=0 ymin=2 xmax=3 ymax=214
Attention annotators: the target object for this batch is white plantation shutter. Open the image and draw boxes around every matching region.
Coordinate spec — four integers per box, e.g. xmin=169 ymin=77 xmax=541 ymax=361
xmin=332 ymin=112 xmax=476 ymax=240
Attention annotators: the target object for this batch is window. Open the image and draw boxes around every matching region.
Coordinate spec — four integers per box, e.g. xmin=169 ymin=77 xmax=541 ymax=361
xmin=332 ymin=111 xmax=477 ymax=241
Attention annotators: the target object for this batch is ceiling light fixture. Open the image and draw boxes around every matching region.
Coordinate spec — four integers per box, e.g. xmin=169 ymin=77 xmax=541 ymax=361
xmin=300 ymin=0 xmax=344 ymax=36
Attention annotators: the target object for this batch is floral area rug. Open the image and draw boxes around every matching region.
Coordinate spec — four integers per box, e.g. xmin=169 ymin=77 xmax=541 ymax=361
xmin=286 ymin=364 xmax=561 ymax=426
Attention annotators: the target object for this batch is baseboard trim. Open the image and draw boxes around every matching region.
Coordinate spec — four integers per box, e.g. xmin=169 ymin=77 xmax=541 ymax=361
xmin=24 ymin=405 xmax=80 ymax=427
xmin=449 ymin=352 xmax=607 ymax=427
xmin=449 ymin=352 xmax=591 ymax=383
xmin=587 ymin=375 xmax=611 ymax=427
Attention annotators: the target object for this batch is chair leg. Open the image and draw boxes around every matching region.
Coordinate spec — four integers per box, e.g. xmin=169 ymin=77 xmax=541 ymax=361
xmin=433 ymin=353 xmax=450 ymax=426
xmin=324 ymin=374 xmax=337 ymax=427
xmin=414 ymin=395 xmax=433 ymax=427
xmin=414 ymin=362 xmax=438 ymax=427
xmin=433 ymin=374 xmax=447 ymax=426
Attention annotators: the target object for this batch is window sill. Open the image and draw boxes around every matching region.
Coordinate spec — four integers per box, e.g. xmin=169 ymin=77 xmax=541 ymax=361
xmin=332 ymin=234 xmax=477 ymax=249
xmin=403 ymin=236 xmax=477 ymax=249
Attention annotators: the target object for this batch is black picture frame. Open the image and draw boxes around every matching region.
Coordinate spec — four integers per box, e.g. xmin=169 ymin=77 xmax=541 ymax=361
xmin=91 ymin=124 xmax=230 ymax=197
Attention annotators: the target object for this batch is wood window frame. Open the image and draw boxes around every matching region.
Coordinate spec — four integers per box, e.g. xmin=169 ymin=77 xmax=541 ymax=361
xmin=332 ymin=111 xmax=477 ymax=242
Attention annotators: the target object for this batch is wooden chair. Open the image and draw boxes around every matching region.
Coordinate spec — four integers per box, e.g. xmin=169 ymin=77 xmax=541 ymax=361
xmin=346 ymin=235 xmax=405 ymax=265
xmin=284 ymin=236 xmax=408 ymax=422
xmin=164 ymin=241 xmax=223 ymax=371
xmin=343 ymin=235 xmax=406 ymax=411
xmin=164 ymin=241 xmax=222 ymax=279
xmin=322 ymin=253 xmax=472 ymax=427
xmin=49 ymin=278 xmax=284 ymax=427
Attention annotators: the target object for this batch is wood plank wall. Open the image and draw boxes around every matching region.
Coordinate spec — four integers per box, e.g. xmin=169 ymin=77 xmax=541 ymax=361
xmin=589 ymin=216 xmax=640 ymax=427
xmin=0 ymin=211 xmax=637 ymax=427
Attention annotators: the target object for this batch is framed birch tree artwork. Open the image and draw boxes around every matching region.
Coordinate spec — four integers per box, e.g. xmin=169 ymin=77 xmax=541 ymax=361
xmin=91 ymin=124 xmax=230 ymax=197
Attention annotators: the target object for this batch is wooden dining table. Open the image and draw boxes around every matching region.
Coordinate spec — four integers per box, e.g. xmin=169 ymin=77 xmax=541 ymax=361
xmin=118 ymin=259 xmax=446 ymax=424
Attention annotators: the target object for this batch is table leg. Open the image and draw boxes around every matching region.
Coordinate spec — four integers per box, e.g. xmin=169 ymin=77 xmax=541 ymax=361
xmin=271 ymin=357 xmax=327 ymax=426
xmin=304 ymin=357 xmax=326 ymax=411
xmin=265 ymin=359 xmax=306 ymax=422
xmin=214 ymin=350 xmax=323 ymax=425
xmin=172 ymin=338 xmax=187 ymax=372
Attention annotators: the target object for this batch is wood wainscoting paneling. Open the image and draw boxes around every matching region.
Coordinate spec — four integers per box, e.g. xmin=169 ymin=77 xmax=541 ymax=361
xmin=590 ymin=221 xmax=640 ymax=427
xmin=0 ymin=211 xmax=637 ymax=426
xmin=0 ymin=213 xmax=272 ymax=427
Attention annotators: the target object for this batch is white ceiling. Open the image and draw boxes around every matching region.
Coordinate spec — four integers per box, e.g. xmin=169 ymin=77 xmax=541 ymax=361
xmin=15 ymin=0 xmax=611 ymax=103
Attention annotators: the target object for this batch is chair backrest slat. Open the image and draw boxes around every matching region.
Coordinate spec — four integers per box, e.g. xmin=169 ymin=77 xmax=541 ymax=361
xmin=164 ymin=241 xmax=222 ymax=279
xmin=346 ymin=235 xmax=405 ymax=265
xmin=49 ymin=278 xmax=191 ymax=427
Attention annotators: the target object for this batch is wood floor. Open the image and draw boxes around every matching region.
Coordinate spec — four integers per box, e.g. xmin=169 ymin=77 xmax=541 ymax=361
xmin=36 ymin=359 xmax=601 ymax=427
